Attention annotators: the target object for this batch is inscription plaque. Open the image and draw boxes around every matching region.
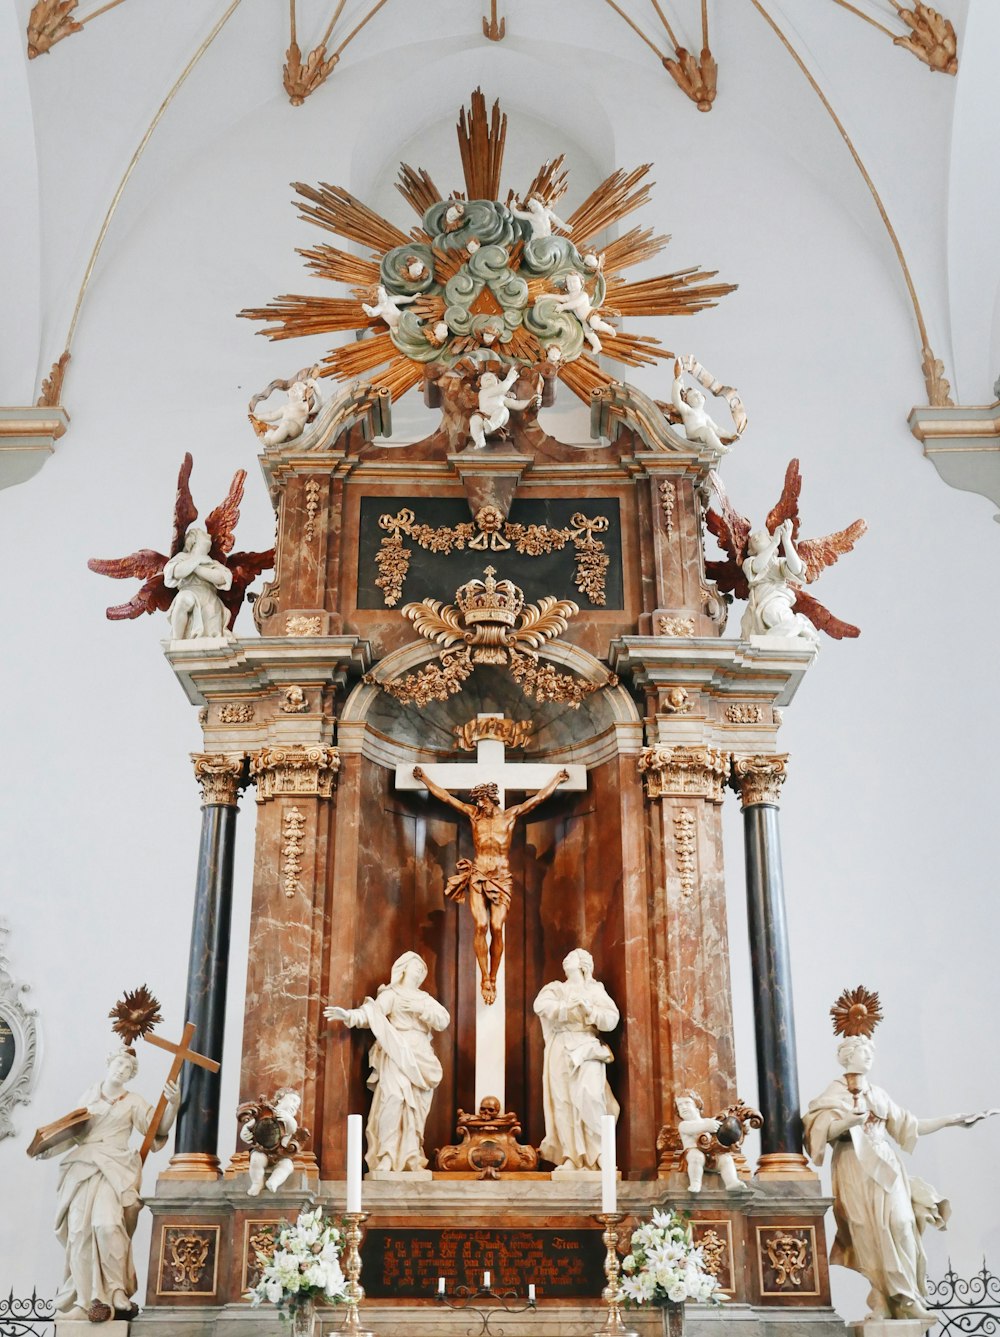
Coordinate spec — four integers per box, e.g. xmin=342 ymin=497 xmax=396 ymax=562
xmin=361 ymin=1227 xmax=606 ymax=1299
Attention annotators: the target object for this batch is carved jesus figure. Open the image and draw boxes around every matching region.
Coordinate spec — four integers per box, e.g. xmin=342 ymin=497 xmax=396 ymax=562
xmin=413 ymin=766 xmax=569 ymax=1004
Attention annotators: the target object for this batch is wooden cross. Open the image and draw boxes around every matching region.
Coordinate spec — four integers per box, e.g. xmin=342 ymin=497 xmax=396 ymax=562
xmin=139 ymin=1021 xmax=219 ymax=1163
xmin=396 ymin=714 xmax=586 ymax=1109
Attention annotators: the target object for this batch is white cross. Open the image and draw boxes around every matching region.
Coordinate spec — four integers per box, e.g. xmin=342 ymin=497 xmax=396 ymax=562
xmin=396 ymin=715 xmax=587 ymax=1110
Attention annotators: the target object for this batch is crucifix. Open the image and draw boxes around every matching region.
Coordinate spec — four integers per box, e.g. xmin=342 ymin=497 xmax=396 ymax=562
xmin=396 ymin=714 xmax=587 ymax=1108
xmin=139 ymin=1021 xmax=219 ymax=1163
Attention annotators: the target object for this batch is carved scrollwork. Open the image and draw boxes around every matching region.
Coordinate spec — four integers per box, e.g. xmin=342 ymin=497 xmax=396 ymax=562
xmin=732 ymin=754 xmax=788 ymax=807
xmin=639 ymin=745 xmax=729 ymax=802
xmin=191 ymin=754 xmax=245 ymax=807
xmin=250 ymin=746 xmax=340 ymax=801
xmin=0 ymin=921 xmax=40 ymax=1141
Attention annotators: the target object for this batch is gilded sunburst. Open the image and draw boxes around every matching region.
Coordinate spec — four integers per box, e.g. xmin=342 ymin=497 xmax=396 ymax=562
xmin=830 ymin=985 xmax=884 ymax=1038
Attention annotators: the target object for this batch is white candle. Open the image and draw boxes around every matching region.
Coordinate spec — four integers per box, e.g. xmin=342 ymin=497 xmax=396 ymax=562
xmin=528 ymin=1283 xmax=536 ymax=1303
xmin=347 ymin=1114 xmax=363 ymax=1213
xmin=483 ymin=1270 xmax=491 ymax=1290
xmin=437 ymin=1276 xmax=446 ymax=1295
xmin=601 ymin=1114 xmax=616 ymax=1214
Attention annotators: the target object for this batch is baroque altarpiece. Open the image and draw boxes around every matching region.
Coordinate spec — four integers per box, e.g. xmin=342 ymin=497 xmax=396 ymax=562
xmin=122 ymin=94 xmax=855 ymax=1335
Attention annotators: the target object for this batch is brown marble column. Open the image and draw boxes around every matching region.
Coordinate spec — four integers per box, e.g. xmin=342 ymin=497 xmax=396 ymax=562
xmin=229 ymin=744 xmax=340 ymax=1177
xmin=163 ymin=753 xmax=245 ymax=1180
xmin=639 ymin=744 xmax=737 ymax=1127
xmin=732 ymin=755 xmax=813 ymax=1179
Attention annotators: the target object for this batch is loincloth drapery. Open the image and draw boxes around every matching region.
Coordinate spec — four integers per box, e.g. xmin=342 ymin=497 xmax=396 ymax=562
xmin=444 ymin=859 xmax=512 ymax=909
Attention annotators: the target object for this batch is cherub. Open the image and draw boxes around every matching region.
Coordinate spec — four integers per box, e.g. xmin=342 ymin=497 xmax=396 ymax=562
xmin=444 ymin=201 xmax=466 ymax=232
xmin=674 ymin=1091 xmax=748 ymax=1193
xmin=252 ymin=377 xmax=321 ymax=447
xmin=548 ymin=273 xmax=617 ymax=353
xmin=163 ymin=528 xmax=233 ymax=640
xmin=468 ymin=367 xmax=541 ymax=449
xmin=706 ymin=460 xmax=867 ymax=642
xmin=88 ymin=454 xmax=273 ymax=635
xmin=237 ymin=1089 xmax=310 ymax=1196
xmin=510 ymin=195 xmax=571 ymax=240
xmin=362 ymin=284 xmax=416 ymax=333
xmin=672 ymin=359 xmax=728 ymax=454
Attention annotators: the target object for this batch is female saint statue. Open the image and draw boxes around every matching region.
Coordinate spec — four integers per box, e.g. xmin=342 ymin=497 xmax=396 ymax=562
xmin=533 ymin=948 xmax=620 ymax=1170
xmin=31 ymin=1046 xmax=179 ymax=1322
xmin=324 ymin=952 xmax=450 ymax=1173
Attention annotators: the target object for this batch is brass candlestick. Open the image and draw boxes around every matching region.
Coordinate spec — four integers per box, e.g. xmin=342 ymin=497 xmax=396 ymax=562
xmin=592 ymin=1213 xmax=639 ymax=1337
xmin=340 ymin=1211 xmax=376 ymax=1336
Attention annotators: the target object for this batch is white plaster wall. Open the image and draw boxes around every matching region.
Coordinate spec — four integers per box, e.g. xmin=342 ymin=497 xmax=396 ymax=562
xmin=2 ymin=1 xmax=999 ymax=1321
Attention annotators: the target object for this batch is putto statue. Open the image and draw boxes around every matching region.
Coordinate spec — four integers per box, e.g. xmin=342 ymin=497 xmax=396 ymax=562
xmin=706 ymin=459 xmax=867 ymax=642
xmin=545 ymin=272 xmax=618 ymax=354
xmin=29 ymin=1046 xmax=179 ymax=1323
xmin=249 ymin=376 xmax=322 ymax=446
xmin=671 ymin=358 xmax=729 ymax=454
xmin=324 ymin=952 xmax=450 ymax=1173
xmin=414 ymin=766 xmax=569 ymax=1004
xmin=468 ymin=367 xmax=541 ymax=448
xmin=362 ymin=283 xmax=417 ymax=334
xmin=88 ymin=453 xmax=273 ymax=639
xmin=533 ymin=948 xmax=620 ymax=1170
xmin=667 ymin=1091 xmax=759 ymax=1193
xmin=511 ymin=195 xmax=571 ymax=239
xmin=803 ymin=987 xmax=998 ymax=1325
xmin=237 ymin=1088 xmax=309 ymax=1196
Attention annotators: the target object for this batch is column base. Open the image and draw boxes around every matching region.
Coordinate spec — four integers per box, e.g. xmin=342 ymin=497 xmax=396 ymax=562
xmin=159 ymin=1151 xmax=222 ymax=1181
xmin=754 ymin=1152 xmax=816 ymax=1180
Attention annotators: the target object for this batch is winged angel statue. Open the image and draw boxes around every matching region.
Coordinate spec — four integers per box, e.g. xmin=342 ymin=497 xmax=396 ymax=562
xmin=88 ymin=454 xmax=273 ymax=639
xmin=706 ymin=460 xmax=867 ymax=643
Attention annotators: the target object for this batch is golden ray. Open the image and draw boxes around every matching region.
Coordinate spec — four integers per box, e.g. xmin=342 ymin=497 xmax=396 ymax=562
xmin=431 ymin=247 xmax=463 ymax=282
xmin=239 ymin=294 xmax=372 ymax=339
xmin=601 ymin=332 xmax=672 ymax=367
xmin=524 ymin=276 xmax=553 ymax=304
xmin=457 ymin=88 xmax=507 ymax=200
xmin=606 ymin=270 xmax=737 ymax=316
xmin=505 ymin=327 xmax=543 ymax=363
xmin=363 ymin=357 xmax=426 ymax=400
xmin=557 ymin=355 xmax=615 ymax=403
xmin=566 ymin=166 xmax=655 ymax=248
xmin=296 ymin=243 xmax=380 ymax=288
xmin=396 ymin=163 xmax=443 ymax=218
xmin=411 ymin=294 xmax=446 ymax=322
xmin=294 ymin=180 xmax=410 ymax=254
xmin=601 ymin=225 xmax=672 ymax=277
xmin=320 ymin=331 xmax=402 ymax=379
xmin=512 ymin=155 xmax=569 ymax=207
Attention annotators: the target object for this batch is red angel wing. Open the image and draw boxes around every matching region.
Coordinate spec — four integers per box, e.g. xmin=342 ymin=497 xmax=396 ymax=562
xmin=87 ymin=550 xmax=172 ymax=621
xmin=765 ymin=459 xmax=802 ymax=540
xmin=218 ymin=548 xmax=275 ymax=628
xmin=793 ymin=588 xmax=861 ymax=640
xmin=797 ymin=519 xmax=868 ymax=584
xmin=705 ymin=469 xmax=751 ymax=599
xmin=204 ymin=470 xmax=247 ymax=561
xmin=170 ymin=454 xmax=198 ymax=556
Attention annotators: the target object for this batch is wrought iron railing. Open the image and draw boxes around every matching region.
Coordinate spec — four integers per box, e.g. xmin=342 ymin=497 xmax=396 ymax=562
xmin=0 ymin=1291 xmax=54 ymax=1337
xmin=928 ymin=1261 xmax=1000 ymax=1337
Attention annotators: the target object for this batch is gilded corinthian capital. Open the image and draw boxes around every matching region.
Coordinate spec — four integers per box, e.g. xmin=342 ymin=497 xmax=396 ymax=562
xmin=249 ymin=746 xmax=340 ymax=802
xmin=732 ymin=754 xmax=788 ymax=808
xmin=638 ymin=745 xmax=729 ymax=803
xmin=192 ymin=753 xmax=246 ymax=807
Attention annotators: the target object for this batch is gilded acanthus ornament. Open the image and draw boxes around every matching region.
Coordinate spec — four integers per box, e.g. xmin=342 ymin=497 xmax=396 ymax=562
xmin=731 ymin=754 xmax=788 ymax=807
xmin=662 ymin=45 xmax=718 ymax=113
xmin=453 ymin=716 xmax=533 ymax=751
xmin=285 ymin=615 xmax=322 ymax=636
xmin=250 ymin=746 xmax=340 ymax=801
xmin=894 ymin=4 xmax=958 ymax=75
xmin=639 ymin=745 xmax=729 ymax=802
xmin=283 ymin=40 xmax=338 ymax=106
xmin=27 ymin=0 xmax=82 ymax=58
xmin=656 ymin=615 xmax=696 ymax=637
xmin=725 ymin=703 xmax=763 ymax=724
xmin=764 ymin=1233 xmax=809 ymax=1288
xmin=192 ymin=754 xmax=245 ymax=807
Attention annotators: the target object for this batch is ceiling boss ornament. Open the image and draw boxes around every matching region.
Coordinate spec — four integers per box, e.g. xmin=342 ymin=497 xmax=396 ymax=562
xmin=240 ymin=87 xmax=735 ymax=429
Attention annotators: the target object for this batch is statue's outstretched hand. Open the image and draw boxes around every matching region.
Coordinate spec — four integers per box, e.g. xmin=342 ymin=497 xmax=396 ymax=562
xmin=324 ymin=1005 xmax=349 ymax=1023
xmin=413 ymin=765 xmax=426 ymax=782
xmin=957 ymin=1109 xmax=1000 ymax=1127
xmin=558 ymin=768 xmax=570 ymax=783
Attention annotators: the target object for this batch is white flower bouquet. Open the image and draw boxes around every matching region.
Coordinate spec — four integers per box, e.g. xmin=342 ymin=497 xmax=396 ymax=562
xmin=249 ymin=1208 xmax=347 ymax=1319
xmin=619 ymin=1208 xmax=721 ymax=1308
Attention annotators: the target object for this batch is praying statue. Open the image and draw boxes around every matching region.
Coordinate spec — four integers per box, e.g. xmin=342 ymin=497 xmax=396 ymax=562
xmin=30 ymin=1046 xmax=179 ymax=1322
xmin=740 ymin=520 xmax=821 ymax=645
xmin=324 ymin=952 xmax=450 ymax=1173
xmin=162 ymin=527 xmax=233 ymax=640
xmin=803 ymin=987 xmax=997 ymax=1325
xmin=533 ymin=948 xmax=620 ymax=1170
xmin=413 ymin=766 xmax=569 ymax=1003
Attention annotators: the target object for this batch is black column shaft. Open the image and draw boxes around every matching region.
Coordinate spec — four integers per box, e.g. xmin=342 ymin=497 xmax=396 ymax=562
xmin=743 ymin=801 xmax=801 ymax=1157
xmin=174 ymin=802 xmax=237 ymax=1156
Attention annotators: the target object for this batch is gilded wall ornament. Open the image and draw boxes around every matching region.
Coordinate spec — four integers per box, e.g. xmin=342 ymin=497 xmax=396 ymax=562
xmin=0 ymin=921 xmax=40 ymax=1141
xmin=763 ymin=1232 xmax=809 ymax=1288
xmin=250 ymin=746 xmax=340 ymax=801
xmin=279 ymin=686 xmax=309 ymax=714
xmin=656 ymin=615 xmax=696 ymax=637
xmin=697 ymin=1229 xmax=727 ymax=1278
xmin=725 ymin=703 xmax=763 ymax=724
xmin=281 ymin=807 xmax=307 ymax=899
xmin=731 ymin=754 xmax=788 ymax=808
xmin=658 ymin=479 xmax=676 ymax=535
xmin=453 ymin=716 xmax=533 ymax=751
xmin=303 ymin=479 xmax=321 ymax=542
xmin=673 ymin=808 xmax=697 ymax=896
xmin=191 ymin=754 xmax=245 ymax=807
xmin=639 ymin=745 xmax=729 ymax=802
xmin=285 ymin=614 xmax=322 ymax=636
xmin=663 ymin=686 xmax=691 ymax=714
xmin=375 ymin=505 xmax=610 ymax=607
xmin=220 ymin=703 xmax=254 ymax=724
xmin=369 ymin=566 xmax=615 ymax=709
xmin=167 ymin=1232 xmax=211 ymax=1288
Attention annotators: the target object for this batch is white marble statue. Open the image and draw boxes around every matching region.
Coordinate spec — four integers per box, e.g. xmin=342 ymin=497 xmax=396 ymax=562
xmin=33 ymin=1047 xmax=179 ymax=1322
xmin=324 ymin=952 xmax=450 ymax=1173
xmin=740 ymin=520 xmax=820 ymax=645
xmin=255 ymin=378 xmax=321 ymax=446
xmin=671 ymin=359 xmax=728 ymax=453
xmin=511 ymin=196 xmax=571 ymax=239
xmin=242 ymin=1088 xmax=302 ymax=1196
xmin=675 ymin=1091 xmax=748 ymax=1193
xmin=549 ymin=272 xmax=617 ymax=353
xmin=362 ymin=284 xmax=416 ymax=334
xmin=162 ymin=528 xmax=233 ymax=639
xmin=803 ymin=1034 xmax=996 ymax=1324
xmin=533 ymin=949 xmax=620 ymax=1170
xmin=468 ymin=368 xmax=541 ymax=448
